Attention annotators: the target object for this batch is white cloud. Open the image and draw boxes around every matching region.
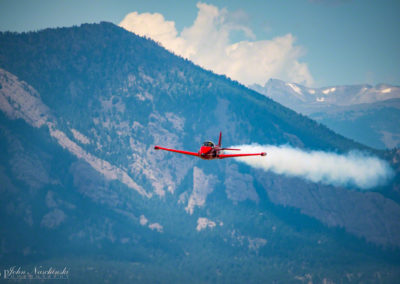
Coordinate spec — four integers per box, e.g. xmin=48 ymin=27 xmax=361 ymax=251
xmin=119 ymin=2 xmax=313 ymax=86
xmin=196 ymin=217 xmax=216 ymax=231
xmin=149 ymin=222 xmax=163 ymax=233
xmin=139 ymin=214 xmax=148 ymax=226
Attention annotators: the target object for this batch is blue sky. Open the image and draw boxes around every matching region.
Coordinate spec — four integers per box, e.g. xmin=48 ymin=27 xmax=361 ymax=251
xmin=0 ymin=0 xmax=399 ymax=87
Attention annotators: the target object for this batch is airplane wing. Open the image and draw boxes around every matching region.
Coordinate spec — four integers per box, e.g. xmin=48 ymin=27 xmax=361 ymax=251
xmin=218 ymin=152 xmax=267 ymax=159
xmin=154 ymin=146 xmax=199 ymax=157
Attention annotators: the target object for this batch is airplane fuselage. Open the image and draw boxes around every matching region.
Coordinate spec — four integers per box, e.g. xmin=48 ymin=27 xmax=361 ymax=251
xmin=199 ymin=145 xmax=220 ymax=160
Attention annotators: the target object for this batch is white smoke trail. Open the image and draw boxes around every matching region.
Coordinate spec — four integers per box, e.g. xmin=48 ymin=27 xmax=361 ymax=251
xmin=231 ymin=144 xmax=394 ymax=190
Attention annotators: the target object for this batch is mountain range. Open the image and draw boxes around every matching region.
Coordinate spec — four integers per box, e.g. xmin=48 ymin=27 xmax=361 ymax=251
xmin=251 ymin=79 xmax=400 ymax=149
xmin=0 ymin=22 xmax=400 ymax=283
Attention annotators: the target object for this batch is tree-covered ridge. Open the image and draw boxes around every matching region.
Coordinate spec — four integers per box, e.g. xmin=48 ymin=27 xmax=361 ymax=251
xmin=0 ymin=22 xmax=366 ymax=153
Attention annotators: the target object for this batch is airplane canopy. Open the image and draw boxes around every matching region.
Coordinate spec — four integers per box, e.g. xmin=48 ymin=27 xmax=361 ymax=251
xmin=203 ymin=141 xmax=214 ymax=147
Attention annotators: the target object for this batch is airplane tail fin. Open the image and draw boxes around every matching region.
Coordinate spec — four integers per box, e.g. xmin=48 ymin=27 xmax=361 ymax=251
xmin=218 ymin=132 xmax=222 ymax=147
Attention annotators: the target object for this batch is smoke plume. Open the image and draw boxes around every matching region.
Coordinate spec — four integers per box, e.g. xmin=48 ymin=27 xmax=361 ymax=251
xmin=231 ymin=144 xmax=394 ymax=189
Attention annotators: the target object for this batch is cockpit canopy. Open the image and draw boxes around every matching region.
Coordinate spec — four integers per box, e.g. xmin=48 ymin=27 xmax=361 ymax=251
xmin=202 ymin=141 xmax=214 ymax=147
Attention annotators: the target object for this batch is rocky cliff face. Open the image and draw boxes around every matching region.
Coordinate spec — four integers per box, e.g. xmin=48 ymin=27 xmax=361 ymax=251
xmin=257 ymin=172 xmax=400 ymax=247
xmin=0 ymin=23 xmax=399 ymax=283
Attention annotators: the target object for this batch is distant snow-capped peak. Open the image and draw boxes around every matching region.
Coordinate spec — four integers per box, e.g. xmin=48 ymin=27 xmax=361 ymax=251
xmin=251 ymin=78 xmax=400 ymax=107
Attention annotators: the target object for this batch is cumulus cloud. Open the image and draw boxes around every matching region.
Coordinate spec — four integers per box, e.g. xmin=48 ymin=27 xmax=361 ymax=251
xmin=231 ymin=144 xmax=394 ymax=190
xmin=119 ymin=2 xmax=313 ymax=86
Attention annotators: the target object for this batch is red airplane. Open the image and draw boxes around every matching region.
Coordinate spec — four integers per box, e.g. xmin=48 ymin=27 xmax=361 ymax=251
xmin=154 ymin=132 xmax=267 ymax=160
